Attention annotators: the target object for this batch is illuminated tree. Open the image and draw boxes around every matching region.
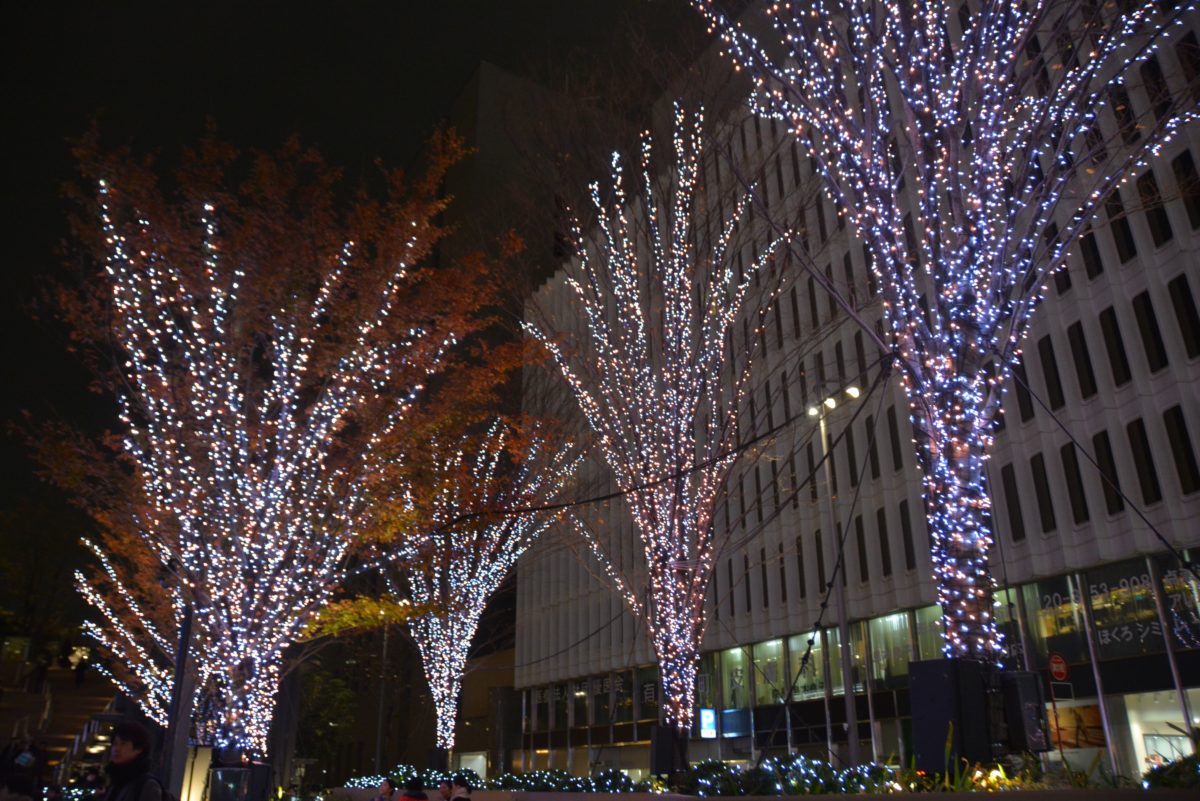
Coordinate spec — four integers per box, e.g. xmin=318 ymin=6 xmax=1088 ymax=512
xmin=373 ymin=419 xmax=579 ymax=750
xmin=693 ymin=0 xmax=1199 ymax=659
xmin=55 ymin=134 xmax=493 ymax=754
xmin=525 ymin=105 xmax=787 ymax=734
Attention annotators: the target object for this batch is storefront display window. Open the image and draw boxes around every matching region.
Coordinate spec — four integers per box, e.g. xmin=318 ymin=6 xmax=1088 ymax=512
xmin=1084 ymin=559 xmax=1165 ymax=660
xmin=826 ymin=627 xmax=845 ymax=695
xmin=636 ymin=666 xmax=659 ymax=720
xmin=552 ymin=684 xmax=568 ymax=729
xmin=696 ymin=652 xmax=718 ymax=709
xmin=1023 ymin=576 xmax=1086 ymax=667
xmin=613 ymin=670 xmax=634 ymax=722
xmin=720 ymin=646 xmax=751 ymax=709
xmin=592 ymin=674 xmax=611 ymax=724
xmin=847 ymin=622 xmax=867 ymax=693
xmin=868 ymin=612 xmax=910 ymax=689
xmin=786 ymin=630 xmax=829 ymax=700
xmin=915 ymin=605 xmax=944 ymax=661
xmin=572 ymin=679 xmax=589 ymax=727
xmin=1158 ymin=551 xmax=1200 ymax=651
xmin=533 ymin=686 xmax=549 ymax=731
xmin=752 ymin=639 xmax=786 ymax=705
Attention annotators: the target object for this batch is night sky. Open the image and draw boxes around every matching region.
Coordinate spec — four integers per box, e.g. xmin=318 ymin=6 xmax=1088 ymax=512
xmin=1 ymin=0 xmax=702 ymax=513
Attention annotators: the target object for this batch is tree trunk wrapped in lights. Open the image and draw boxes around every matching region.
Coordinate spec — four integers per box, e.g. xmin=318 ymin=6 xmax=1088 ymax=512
xmin=58 ymin=135 xmax=493 ymax=755
xmin=526 ymin=105 xmax=787 ymax=733
xmin=372 ymin=419 xmax=579 ymax=750
xmin=693 ymin=0 xmax=1200 ymax=660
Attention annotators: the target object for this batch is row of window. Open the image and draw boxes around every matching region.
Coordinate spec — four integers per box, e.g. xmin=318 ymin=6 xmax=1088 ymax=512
xmin=712 ymin=496 xmax=922 ymax=622
xmin=1009 ymin=272 xmax=1198 ymax=424
xmin=1000 ymin=403 xmax=1200 ymax=540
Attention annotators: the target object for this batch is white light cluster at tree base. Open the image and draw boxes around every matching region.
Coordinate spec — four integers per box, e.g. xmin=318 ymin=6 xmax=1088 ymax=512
xmin=380 ymin=420 xmax=579 ymax=750
xmin=527 ymin=105 xmax=787 ymax=733
xmin=81 ymin=180 xmax=451 ymax=755
xmin=692 ymin=0 xmax=1200 ymax=661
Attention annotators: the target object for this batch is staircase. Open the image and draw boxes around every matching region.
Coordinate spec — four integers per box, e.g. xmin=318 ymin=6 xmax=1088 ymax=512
xmin=0 ymin=660 xmax=117 ymax=780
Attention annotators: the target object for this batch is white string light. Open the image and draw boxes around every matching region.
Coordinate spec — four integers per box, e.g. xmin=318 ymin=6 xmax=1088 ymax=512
xmin=525 ymin=105 xmax=786 ymax=732
xmin=692 ymin=0 xmax=1200 ymax=660
xmin=377 ymin=420 xmax=579 ymax=750
xmin=82 ymin=179 xmax=453 ymax=754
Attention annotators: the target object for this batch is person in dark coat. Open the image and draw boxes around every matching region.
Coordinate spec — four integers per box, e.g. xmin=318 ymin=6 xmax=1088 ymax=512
xmin=101 ymin=723 xmax=160 ymax=801
xmin=398 ymin=779 xmax=427 ymax=801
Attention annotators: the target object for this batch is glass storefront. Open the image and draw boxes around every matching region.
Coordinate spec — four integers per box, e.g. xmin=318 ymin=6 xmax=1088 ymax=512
xmin=752 ymin=638 xmax=786 ymax=705
xmin=636 ymin=665 xmax=659 ymax=720
xmin=520 ymin=550 xmax=1199 ymax=774
xmin=787 ymin=630 xmax=829 ymax=700
xmin=868 ymin=612 xmax=910 ymax=689
xmin=613 ymin=669 xmax=633 ymax=722
xmin=720 ymin=645 xmax=751 ymax=709
xmin=915 ymin=604 xmax=944 ymax=660
xmin=571 ymin=679 xmax=589 ymax=727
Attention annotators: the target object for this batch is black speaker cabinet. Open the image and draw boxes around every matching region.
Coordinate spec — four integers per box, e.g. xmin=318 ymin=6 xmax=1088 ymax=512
xmin=909 ymin=658 xmax=994 ymax=773
xmin=1001 ymin=671 xmax=1051 ymax=753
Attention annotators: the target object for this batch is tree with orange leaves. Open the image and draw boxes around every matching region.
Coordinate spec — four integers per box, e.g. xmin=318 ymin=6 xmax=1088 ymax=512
xmin=37 ymin=130 xmax=513 ymax=755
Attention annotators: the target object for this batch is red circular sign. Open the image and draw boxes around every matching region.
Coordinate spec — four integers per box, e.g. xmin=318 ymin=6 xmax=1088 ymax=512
xmin=1049 ymin=653 xmax=1069 ymax=681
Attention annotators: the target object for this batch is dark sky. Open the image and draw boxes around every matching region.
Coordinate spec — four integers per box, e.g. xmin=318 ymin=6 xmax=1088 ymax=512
xmin=1 ymin=0 xmax=703 ymax=509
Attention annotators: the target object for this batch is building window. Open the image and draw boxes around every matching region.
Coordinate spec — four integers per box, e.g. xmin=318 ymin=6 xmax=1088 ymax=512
xmin=1168 ymin=273 xmax=1200 ymax=358
xmin=866 ymin=414 xmax=881 ymax=479
xmin=807 ymin=444 xmax=818 ymax=502
xmin=778 ymin=543 xmax=788 ymax=604
xmin=1170 ymin=150 xmax=1200 ymax=228
xmin=1127 ymin=418 xmax=1164 ymax=505
xmin=815 ymin=530 xmax=827 ymax=589
xmin=1176 ymin=31 xmax=1200 ymax=104
xmin=855 ymin=331 xmax=868 ymax=387
xmin=1106 ymin=192 xmax=1138 ymax=263
xmin=1030 ymin=453 xmax=1057 ymax=533
xmin=856 ymin=515 xmax=869 ymax=582
xmin=835 ymin=341 xmax=846 ymax=381
xmin=744 ymin=554 xmax=753 ymax=612
xmin=845 ymin=425 xmax=859 ymax=488
xmin=727 ymin=559 xmax=736 ymax=618
xmin=876 ymin=507 xmax=893 ymax=577
xmin=1099 ymin=306 xmax=1133 ymax=386
xmin=1137 ymin=171 xmax=1174 ymax=246
xmin=1140 ymin=56 xmax=1172 ymax=121
xmin=1132 ymin=291 xmax=1169 ymax=372
xmin=808 ymin=277 xmax=820 ymax=331
xmin=887 ymin=406 xmax=904 ymax=470
xmin=1012 ymin=360 xmax=1036 ymax=421
xmin=899 ymin=499 xmax=917 ymax=571
xmin=825 ymin=264 xmax=838 ymax=319
xmin=1038 ymin=335 xmax=1065 ymax=410
xmin=1109 ymin=86 xmax=1139 ymax=144
xmin=760 ymin=548 xmax=770 ymax=609
xmin=1163 ymin=405 xmax=1200 ymax=495
xmin=1000 ymin=462 xmax=1026 ymax=542
xmin=1060 ymin=443 xmax=1090 ymax=525
xmin=1067 ymin=322 xmax=1098 ymax=399
xmin=794 ymin=534 xmax=807 ymax=598
xmin=1077 ymin=226 xmax=1104 ymax=279
xmin=790 ymin=453 xmax=800 ymax=510
xmin=1093 ymin=430 xmax=1125 ymax=515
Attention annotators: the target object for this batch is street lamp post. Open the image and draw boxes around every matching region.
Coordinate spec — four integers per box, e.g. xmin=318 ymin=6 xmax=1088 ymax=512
xmin=809 ymin=386 xmax=861 ymax=767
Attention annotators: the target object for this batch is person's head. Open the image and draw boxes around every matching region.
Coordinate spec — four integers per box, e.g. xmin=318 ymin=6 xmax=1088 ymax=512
xmin=451 ymin=776 xmax=470 ymax=795
xmin=378 ymin=779 xmax=395 ymax=797
xmin=109 ymin=721 xmax=151 ymax=765
xmin=437 ymin=781 xmax=451 ymax=800
xmin=403 ymin=779 xmax=423 ymax=795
